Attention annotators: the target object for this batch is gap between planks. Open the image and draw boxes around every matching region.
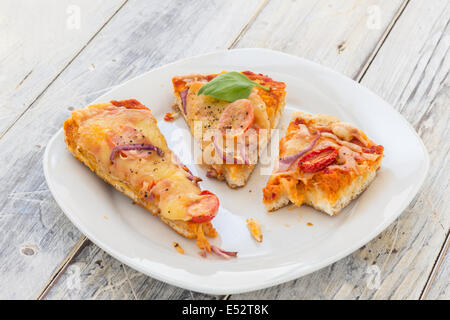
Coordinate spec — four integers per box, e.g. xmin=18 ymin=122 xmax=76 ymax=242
xmin=36 ymin=0 xmax=445 ymax=301
xmin=0 ymin=0 xmax=129 ymax=142
xmin=36 ymin=236 xmax=90 ymax=300
xmin=420 ymin=230 xmax=450 ymax=299
xmin=227 ymin=0 xmax=269 ymax=49
xmin=355 ymin=0 xmax=410 ymax=82
xmin=26 ymin=0 xmax=131 ymax=300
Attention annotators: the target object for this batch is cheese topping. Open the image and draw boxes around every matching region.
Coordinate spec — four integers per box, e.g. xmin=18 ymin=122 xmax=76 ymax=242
xmin=71 ymin=103 xmax=214 ymax=221
xmin=281 ymin=124 xmax=315 ymax=157
xmin=331 ymin=122 xmax=370 ymax=147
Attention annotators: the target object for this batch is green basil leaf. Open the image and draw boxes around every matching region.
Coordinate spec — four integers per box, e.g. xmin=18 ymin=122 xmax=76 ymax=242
xmin=197 ymin=71 xmax=269 ymax=102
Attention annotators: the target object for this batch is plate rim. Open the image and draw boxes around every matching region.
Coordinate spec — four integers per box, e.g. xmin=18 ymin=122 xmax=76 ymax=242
xmin=43 ymin=48 xmax=430 ymax=295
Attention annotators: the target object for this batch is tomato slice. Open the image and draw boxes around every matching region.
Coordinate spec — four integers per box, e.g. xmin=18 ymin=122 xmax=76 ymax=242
xmin=217 ymin=99 xmax=254 ymax=136
xmin=199 ymin=190 xmax=215 ymax=196
xmin=188 ymin=191 xmax=219 ymax=223
xmin=298 ymin=146 xmax=338 ymax=172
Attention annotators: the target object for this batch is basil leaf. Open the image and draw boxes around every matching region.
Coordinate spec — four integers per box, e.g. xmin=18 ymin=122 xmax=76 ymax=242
xmin=197 ymin=71 xmax=269 ymax=102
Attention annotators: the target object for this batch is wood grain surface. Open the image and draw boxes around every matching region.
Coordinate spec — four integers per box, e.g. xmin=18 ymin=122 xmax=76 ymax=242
xmin=0 ymin=0 xmax=447 ymax=300
xmin=423 ymin=235 xmax=449 ymax=299
xmin=0 ymin=0 xmax=126 ymax=136
xmin=232 ymin=0 xmax=450 ymax=300
xmin=0 ymin=0 xmax=263 ymax=299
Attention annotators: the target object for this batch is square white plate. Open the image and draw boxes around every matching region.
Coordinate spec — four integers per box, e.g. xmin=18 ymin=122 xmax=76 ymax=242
xmin=43 ymin=48 xmax=429 ymax=295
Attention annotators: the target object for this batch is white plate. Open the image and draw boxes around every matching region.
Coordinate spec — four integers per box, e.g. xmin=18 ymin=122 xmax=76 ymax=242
xmin=43 ymin=48 xmax=429 ymax=295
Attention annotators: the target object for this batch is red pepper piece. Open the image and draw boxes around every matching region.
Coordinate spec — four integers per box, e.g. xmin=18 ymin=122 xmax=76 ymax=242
xmin=298 ymin=146 xmax=338 ymax=172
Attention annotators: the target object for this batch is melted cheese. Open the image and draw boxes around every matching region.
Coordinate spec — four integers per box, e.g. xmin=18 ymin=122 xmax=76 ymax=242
xmin=328 ymin=146 xmax=359 ymax=173
xmin=183 ymin=81 xmax=273 ymax=172
xmin=331 ymin=122 xmax=370 ymax=146
xmin=248 ymin=91 xmax=271 ymax=130
xmin=321 ymin=132 xmax=363 ymax=153
xmin=185 ymin=82 xmax=228 ymax=130
xmin=280 ymin=124 xmax=314 ymax=156
xmin=73 ymin=104 xmax=203 ymax=221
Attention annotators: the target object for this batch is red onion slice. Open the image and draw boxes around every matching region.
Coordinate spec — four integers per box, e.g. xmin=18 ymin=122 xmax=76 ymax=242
xmin=238 ymin=142 xmax=250 ymax=165
xmin=110 ymin=144 xmax=164 ymax=163
xmin=172 ymin=153 xmax=201 ymax=182
xmin=206 ymin=169 xmax=218 ymax=178
xmin=277 ymin=134 xmax=320 ymax=172
xmin=212 ymin=132 xmax=247 ymax=164
xmin=180 ymin=89 xmax=188 ymax=114
xmin=187 ymin=175 xmax=202 ymax=183
xmin=211 ymin=245 xmax=238 ymax=259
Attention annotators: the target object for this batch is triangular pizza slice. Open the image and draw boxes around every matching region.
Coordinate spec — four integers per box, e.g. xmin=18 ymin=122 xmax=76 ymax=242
xmin=263 ymin=112 xmax=384 ymax=216
xmin=172 ymin=71 xmax=286 ymax=188
xmin=64 ymin=99 xmax=219 ymax=252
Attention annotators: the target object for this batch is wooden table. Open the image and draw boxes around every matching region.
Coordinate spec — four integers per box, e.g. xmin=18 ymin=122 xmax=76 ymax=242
xmin=0 ymin=0 xmax=448 ymax=300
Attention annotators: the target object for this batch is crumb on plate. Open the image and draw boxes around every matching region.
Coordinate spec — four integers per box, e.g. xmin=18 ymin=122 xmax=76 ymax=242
xmin=164 ymin=112 xmax=180 ymax=122
xmin=173 ymin=241 xmax=184 ymax=254
xmin=246 ymin=218 xmax=263 ymax=242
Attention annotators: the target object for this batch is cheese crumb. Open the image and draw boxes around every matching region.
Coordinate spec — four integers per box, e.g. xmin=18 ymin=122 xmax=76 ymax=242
xmin=173 ymin=241 xmax=185 ymax=254
xmin=164 ymin=112 xmax=180 ymax=122
xmin=246 ymin=218 xmax=263 ymax=242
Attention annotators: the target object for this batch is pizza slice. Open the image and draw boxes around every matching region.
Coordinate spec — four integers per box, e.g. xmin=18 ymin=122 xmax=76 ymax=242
xmin=63 ymin=99 xmax=219 ymax=251
xmin=263 ymin=112 xmax=384 ymax=216
xmin=172 ymin=71 xmax=286 ymax=188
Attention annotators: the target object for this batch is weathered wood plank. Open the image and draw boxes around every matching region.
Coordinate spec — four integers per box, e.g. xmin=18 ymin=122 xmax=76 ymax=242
xmin=44 ymin=240 xmax=222 ymax=300
xmin=234 ymin=0 xmax=405 ymax=79
xmin=0 ymin=0 xmax=126 ymax=136
xmin=0 ymin=0 xmax=263 ymax=299
xmin=423 ymin=236 xmax=449 ymax=300
xmin=232 ymin=0 xmax=450 ymax=300
xmin=43 ymin=0 xmax=407 ymax=299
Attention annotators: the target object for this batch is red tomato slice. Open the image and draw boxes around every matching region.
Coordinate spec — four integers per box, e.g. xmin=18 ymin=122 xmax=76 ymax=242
xmin=188 ymin=191 xmax=219 ymax=223
xmin=199 ymin=190 xmax=215 ymax=196
xmin=298 ymin=146 xmax=338 ymax=172
xmin=217 ymin=99 xmax=254 ymax=136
